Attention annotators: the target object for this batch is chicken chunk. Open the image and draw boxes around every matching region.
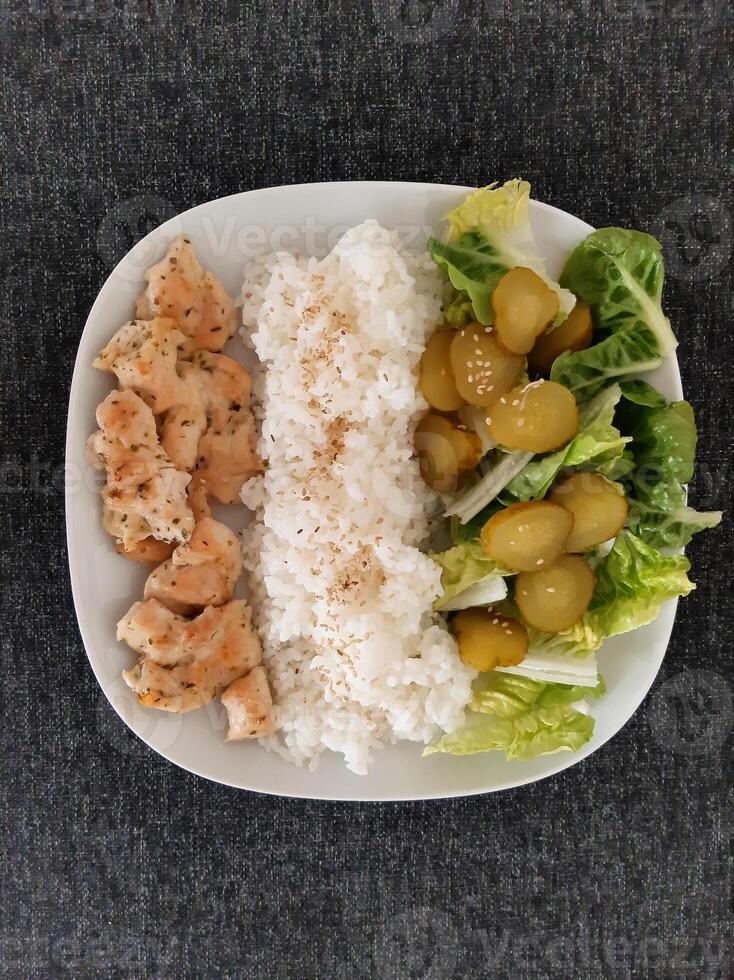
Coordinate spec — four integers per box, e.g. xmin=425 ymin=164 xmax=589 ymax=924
xmin=221 ymin=667 xmax=276 ymax=739
xmin=135 ymin=236 xmax=237 ymax=354
xmin=116 ymin=537 xmax=176 ymax=564
xmin=187 ymin=474 xmax=212 ymax=521
xmin=143 ymin=516 xmax=242 ymax=615
xmin=194 ymin=271 xmax=238 ymax=353
xmin=118 ymin=599 xmax=262 ymax=713
xmin=93 ymin=317 xmax=187 ymax=414
xmin=159 ymin=362 xmax=208 ymax=471
xmin=190 ymin=351 xmax=261 ymax=503
xmin=87 ymin=389 xmax=194 ymax=548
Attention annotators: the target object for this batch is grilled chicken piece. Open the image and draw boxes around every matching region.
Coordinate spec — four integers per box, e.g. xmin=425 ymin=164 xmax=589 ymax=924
xmin=159 ymin=362 xmax=208 ymax=471
xmin=221 ymin=667 xmax=276 ymax=739
xmin=191 ymin=351 xmax=260 ymax=503
xmin=187 ymin=474 xmax=212 ymax=521
xmin=144 ymin=516 xmax=242 ymax=615
xmin=87 ymin=389 xmax=194 ymax=548
xmin=194 ymin=271 xmax=239 ymax=353
xmin=118 ymin=599 xmax=262 ymax=713
xmin=135 ymin=236 xmax=237 ymax=354
xmin=93 ymin=317 xmax=187 ymax=414
xmin=116 ymin=537 xmax=176 ymax=564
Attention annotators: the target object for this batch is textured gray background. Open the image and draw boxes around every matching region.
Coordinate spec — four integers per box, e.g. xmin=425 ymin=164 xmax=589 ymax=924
xmin=1 ymin=1 xmax=732 ymax=978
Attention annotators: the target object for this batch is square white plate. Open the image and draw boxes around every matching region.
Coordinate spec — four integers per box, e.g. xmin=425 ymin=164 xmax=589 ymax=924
xmin=66 ymin=181 xmax=682 ymax=799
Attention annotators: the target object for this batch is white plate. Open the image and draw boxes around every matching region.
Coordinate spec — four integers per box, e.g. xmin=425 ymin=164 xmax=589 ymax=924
xmin=66 ymin=181 xmax=683 ymax=800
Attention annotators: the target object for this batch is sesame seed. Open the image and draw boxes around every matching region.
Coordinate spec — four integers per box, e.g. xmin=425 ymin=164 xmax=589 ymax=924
xmin=517 ymin=419 xmax=525 ymax=427
xmin=536 ymin=559 xmax=544 ymax=565
xmin=485 ymin=417 xmax=492 ymax=425
xmin=475 ymin=348 xmax=482 ymax=355
xmin=467 ymin=361 xmax=473 ymax=368
xmin=473 ymin=334 xmax=479 ymax=341
xmin=522 ymin=590 xmax=528 ymax=596
xmin=512 ymin=399 xmax=520 ymax=406
xmin=505 ymin=629 xmax=513 ymax=635
xmin=500 ymin=397 xmax=507 ymax=404
xmin=547 ymin=587 xmax=556 ymax=593
xmin=492 ymin=617 xmax=499 ymax=624
xmin=468 ymin=375 xmax=474 ymax=383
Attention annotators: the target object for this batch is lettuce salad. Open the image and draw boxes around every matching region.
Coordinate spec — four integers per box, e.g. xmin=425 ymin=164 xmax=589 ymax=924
xmin=423 ymin=180 xmax=721 ymax=762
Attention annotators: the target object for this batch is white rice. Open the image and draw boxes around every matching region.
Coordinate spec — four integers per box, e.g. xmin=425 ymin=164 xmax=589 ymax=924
xmin=239 ymin=221 xmax=474 ymax=774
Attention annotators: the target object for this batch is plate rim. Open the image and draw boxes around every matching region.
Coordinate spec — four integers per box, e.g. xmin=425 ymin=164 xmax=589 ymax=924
xmin=66 ymin=180 xmax=684 ymax=800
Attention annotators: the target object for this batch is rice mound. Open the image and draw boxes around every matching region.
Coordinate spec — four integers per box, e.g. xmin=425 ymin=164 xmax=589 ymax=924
xmin=240 ymin=221 xmax=474 ymax=774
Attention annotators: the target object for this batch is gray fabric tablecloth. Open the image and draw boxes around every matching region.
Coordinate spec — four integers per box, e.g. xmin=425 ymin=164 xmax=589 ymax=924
xmin=1 ymin=2 xmax=731 ymax=977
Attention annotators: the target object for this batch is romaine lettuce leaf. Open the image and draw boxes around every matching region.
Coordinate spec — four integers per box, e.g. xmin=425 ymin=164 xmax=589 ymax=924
xmin=501 ymin=384 xmax=630 ymax=501
xmin=551 ymin=227 xmax=678 ymax=399
xmin=587 ymin=530 xmax=694 ymax=638
xmin=628 ymin=502 xmax=722 ymax=550
xmin=429 ymin=180 xmax=576 ymax=326
xmin=445 ymin=450 xmax=534 ymax=523
xmin=525 ymin=621 xmax=604 ymax=659
xmin=560 ymin=227 xmax=678 ymax=356
xmin=615 ymin=381 xmax=722 ymax=548
xmin=425 ymin=672 xmax=596 ymax=760
xmin=472 ymin=671 xmax=603 ymax=714
xmin=436 ymin=575 xmax=507 ymax=612
xmin=430 ymin=541 xmax=510 ymax=610
xmin=551 ymin=323 xmax=662 ymax=401
xmin=443 ymin=291 xmax=474 ymax=327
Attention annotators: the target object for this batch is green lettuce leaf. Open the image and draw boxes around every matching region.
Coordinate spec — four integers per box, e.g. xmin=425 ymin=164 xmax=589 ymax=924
xmin=615 ymin=381 xmax=722 ymax=548
xmin=587 ymin=530 xmax=694 ymax=638
xmin=430 ymin=541 xmax=510 ymax=609
xmin=627 ymin=502 xmax=722 ymax=549
xmin=430 ymin=231 xmax=508 ymax=324
xmin=551 ymin=323 xmax=662 ymax=401
xmin=501 ymin=384 xmax=630 ymax=502
xmin=425 ymin=673 xmax=596 ymax=760
xmin=429 ymin=180 xmax=575 ymax=326
xmin=450 ymin=503 xmax=501 ymax=544
xmin=551 ymin=226 xmax=681 ymax=399
xmin=560 ymin=227 xmax=678 ymax=356
xmin=443 ymin=292 xmax=475 ymax=327
xmin=525 ymin=620 xmax=605 ymax=659
xmin=617 ymin=378 xmax=667 ymax=409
